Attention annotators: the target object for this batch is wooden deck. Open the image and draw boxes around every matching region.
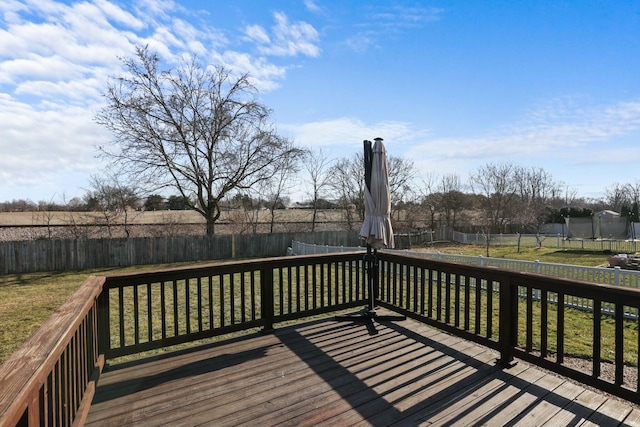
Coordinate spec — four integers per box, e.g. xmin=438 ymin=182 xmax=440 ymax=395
xmin=86 ymin=315 xmax=640 ymax=427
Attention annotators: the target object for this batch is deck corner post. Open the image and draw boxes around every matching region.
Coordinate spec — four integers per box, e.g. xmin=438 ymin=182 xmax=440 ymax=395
xmin=260 ymin=267 xmax=275 ymax=333
xmin=497 ymin=275 xmax=516 ymax=366
xmin=96 ymin=284 xmax=111 ymax=357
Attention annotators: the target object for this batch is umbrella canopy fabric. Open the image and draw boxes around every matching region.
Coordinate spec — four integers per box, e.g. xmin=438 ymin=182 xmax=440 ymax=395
xmin=360 ymin=139 xmax=394 ymax=249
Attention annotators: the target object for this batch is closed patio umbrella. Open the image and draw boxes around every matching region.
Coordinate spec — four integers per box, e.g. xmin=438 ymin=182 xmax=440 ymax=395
xmin=360 ymin=138 xmax=394 ymax=250
xmin=335 ymin=137 xmax=404 ymax=330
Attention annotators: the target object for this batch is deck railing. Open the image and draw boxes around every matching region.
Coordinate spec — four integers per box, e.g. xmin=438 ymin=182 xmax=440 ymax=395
xmin=100 ymin=253 xmax=366 ymax=359
xmin=378 ymin=251 xmax=640 ymax=403
xmin=2 ymin=251 xmax=640 ymax=426
xmin=0 ymin=276 xmax=105 ymax=427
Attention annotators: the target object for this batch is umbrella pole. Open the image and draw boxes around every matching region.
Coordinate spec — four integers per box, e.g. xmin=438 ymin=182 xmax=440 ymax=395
xmin=366 ymin=244 xmax=376 ymax=313
xmin=334 ymin=245 xmax=405 ymax=330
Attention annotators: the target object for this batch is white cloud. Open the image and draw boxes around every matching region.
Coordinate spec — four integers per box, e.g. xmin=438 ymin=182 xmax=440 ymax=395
xmin=213 ymin=50 xmax=286 ymax=92
xmin=245 ymin=24 xmax=270 ymax=44
xmin=304 ymin=0 xmax=323 ymax=14
xmin=246 ymin=12 xmax=320 ymax=58
xmin=408 ymin=98 xmax=640 ymax=163
xmin=345 ymin=4 xmax=443 ymax=53
xmin=0 ymin=94 xmax=107 ymax=189
xmin=0 ymin=0 xmax=313 ymax=201
xmin=281 ymin=117 xmax=427 ymax=152
xmin=403 ymin=97 xmax=640 ymax=194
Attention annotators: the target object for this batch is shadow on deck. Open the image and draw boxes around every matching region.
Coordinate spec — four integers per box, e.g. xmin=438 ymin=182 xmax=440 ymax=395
xmin=86 ymin=315 xmax=640 ymax=427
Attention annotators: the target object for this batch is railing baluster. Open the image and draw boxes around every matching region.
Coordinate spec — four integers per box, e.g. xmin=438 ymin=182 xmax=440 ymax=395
xmin=616 ymin=302 xmax=624 ymax=385
xmin=172 ymin=279 xmax=179 ymax=337
xmin=295 ymin=265 xmax=301 ymax=313
xmin=335 ymin=261 xmax=340 ymax=305
xmin=242 ymin=271 xmax=248 ymax=322
xmin=147 ymin=283 xmax=153 ymax=342
xmin=436 ymin=270 xmax=442 ymax=321
xmin=278 ymin=267 xmax=284 ymax=315
xmin=288 ymin=266 xmax=293 ymax=314
xmin=161 ymin=281 xmax=167 ymax=340
xmin=312 ymin=264 xmax=317 ymax=310
xmin=454 ymin=274 xmax=460 ymax=327
xmin=416 ymin=265 xmax=419 ymax=313
xmin=133 ymin=284 xmax=139 ymax=345
xmin=325 ymin=261 xmax=329 ymax=306
xmin=486 ymin=279 xmax=493 ymax=339
xmin=420 ymin=267 xmax=426 ymax=315
xmin=427 ymin=268 xmax=433 ymax=318
xmin=475 ymin=276 xmax=481 ymax=334
xmin=445 ymin=272 xmax=452 ymax=324
xmin=119 ymin=286 xmax=125 ymax=346
xmin=250 ymin=271 xmax=256 ymax=321
xmin=219 ymin=274 xmax=225 ymax=327
xmin=393 ymin=261 xmax=398 ymax=306
xmin=557 ymin=292 xmax=565 ymax=364
xmin=197 ymin=276 xmax=203 ymax=332
xmin=540 ymin=289 xmax=547 ymax=357
xmin=593 ymin=299 xmax=601 ymax=378
xmin=526 ymin=287 xmax=533 ymax=352
xmin=304 ymin=264 xmax=309 ymax=311
xmin=185 ymin=277 xmax=191 ymax=333
xmin=207 ymin=274 xmax=215 ymax=330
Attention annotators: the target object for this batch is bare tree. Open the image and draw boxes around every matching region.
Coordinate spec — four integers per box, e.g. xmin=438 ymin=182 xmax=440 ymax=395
xmin=263 ymin=157 xmax=297 ymax=233
xmin=513 ymin=166 xmax=562 ymax=249
xmin=469 ymin=163 xmax=520 ymax=232
xmin=328 ymin=149 xmax=417 ymax=231
xmin=416 ymin=174 xmax=440 ymax=230
xmin=604 ymin=183 xmax=632 ymax=212
xmin=387 ymin=156 xmax=417 ymax=207
xmin=96 ymin=46 xmax=304 ymax=234
xmin=227 ymin=193 xmax=260 ymax=234
xmin=304 ymin=148 xmax=332 ymax=232
xmin=469 ymin=163 xmax=520 ymax=255
xmin=625 ymin=180 xmax=640 ymax=207
xmin=438 ymin=173 xmax=469 ymax=229
xmin=328 ymin=154 xmax=366 ymax=230
xmin=32 ymin=197 xmax=58 ymax=239
xmin=87 ymin=174 xmax=140 ymax=238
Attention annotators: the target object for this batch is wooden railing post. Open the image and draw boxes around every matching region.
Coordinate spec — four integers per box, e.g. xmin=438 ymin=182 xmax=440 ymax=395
xmin=498 ymin=276 xmax=517 ymax=365
xmin=96 ymin=287 xmax=111 ymax=357
xmin=261 ymin=267 xmax=275 ymax=332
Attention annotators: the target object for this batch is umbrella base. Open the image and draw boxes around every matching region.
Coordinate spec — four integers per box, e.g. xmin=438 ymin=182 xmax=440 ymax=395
xmin=335 ymin=308 xmax=405 ymax=335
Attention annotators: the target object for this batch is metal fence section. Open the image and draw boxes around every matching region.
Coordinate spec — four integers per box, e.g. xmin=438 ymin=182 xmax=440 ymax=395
xmin=450 ymin=230 xmax=639 ymax=252
xmin=292 ymin=240 xmax=640 ymax=285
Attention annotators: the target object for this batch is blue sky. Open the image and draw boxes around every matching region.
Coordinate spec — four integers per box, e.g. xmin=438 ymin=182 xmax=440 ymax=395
xmin=1 ymin=0 xmax=640 ymax=203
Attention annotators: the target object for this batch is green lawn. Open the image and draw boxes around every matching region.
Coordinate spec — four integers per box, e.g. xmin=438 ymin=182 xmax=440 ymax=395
xmin=0 ymin=243 xmax=626 ymax=365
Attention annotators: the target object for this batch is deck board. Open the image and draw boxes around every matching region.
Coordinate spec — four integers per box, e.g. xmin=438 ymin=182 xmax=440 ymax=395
xmin=87 ymin=315 xmax=639 ymax=426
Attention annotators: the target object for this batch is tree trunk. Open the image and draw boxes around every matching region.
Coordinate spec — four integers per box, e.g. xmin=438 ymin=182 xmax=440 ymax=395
xmin=311 ymin=206 xmax=317 ymax=232
xmin=206 ymin=218 xmax=215 ymax=235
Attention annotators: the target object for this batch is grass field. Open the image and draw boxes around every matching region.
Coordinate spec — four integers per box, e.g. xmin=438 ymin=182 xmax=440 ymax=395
xmin=0 ymin=243 xmax=625 ymax=365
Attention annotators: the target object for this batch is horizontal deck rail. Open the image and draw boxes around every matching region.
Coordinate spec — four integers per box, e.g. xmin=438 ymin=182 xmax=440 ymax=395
xmin=2 ymin=251 xmax=640 ymax=426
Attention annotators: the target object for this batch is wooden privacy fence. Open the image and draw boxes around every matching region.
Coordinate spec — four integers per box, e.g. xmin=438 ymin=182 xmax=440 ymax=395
xmin=0 ymin=231 xmax=360 ymax=274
